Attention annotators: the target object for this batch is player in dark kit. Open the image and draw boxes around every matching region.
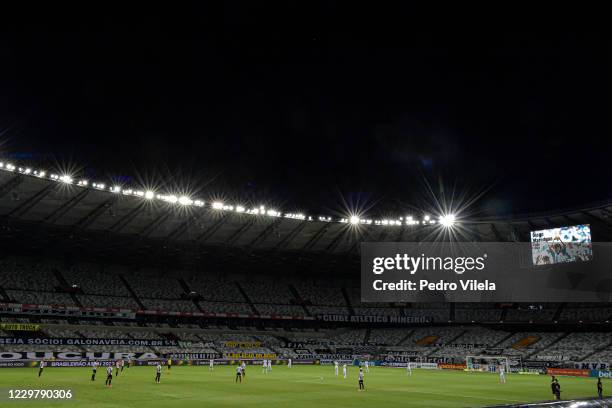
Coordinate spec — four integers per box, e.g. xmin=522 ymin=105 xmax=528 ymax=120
xmin=38 ymin=360 xmax=45 ymax=377
xmin=598 ymin=378 xmax=603 ymax=399
xmin=235 ymin=365 xmax=242 ymax=383
xmin=551 ymin=377 xmax=561 ymax=400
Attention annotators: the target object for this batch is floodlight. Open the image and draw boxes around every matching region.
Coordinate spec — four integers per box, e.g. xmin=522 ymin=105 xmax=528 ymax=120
xmin=144 ymin=191 xmax=155 ymax=199
xmin=349 ymin=215 xmax=360 ymax=225
xmin=439 ymin=214 xmax=456 ymax=227
xmin=178 ymin=196 xmax=192 ymax=205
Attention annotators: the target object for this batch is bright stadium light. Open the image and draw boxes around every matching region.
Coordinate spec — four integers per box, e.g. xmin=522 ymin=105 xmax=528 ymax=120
xmin=439 ymin=214 xmax=456 ymax=228
xmin=178 ymin=196 xmax=192 ymax=205
xmin=59 ymin=175 xmax=73 ymax=184
xmin=0 ymin=159 xmax=477 ymax=228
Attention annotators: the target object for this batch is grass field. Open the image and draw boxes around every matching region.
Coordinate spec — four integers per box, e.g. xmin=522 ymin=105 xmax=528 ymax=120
xmin=0 ymin=365 xmax=605 ymax=407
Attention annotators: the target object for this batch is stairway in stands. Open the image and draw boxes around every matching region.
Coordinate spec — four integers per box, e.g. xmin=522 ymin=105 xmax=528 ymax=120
xmin=52 ymin=268 xmax=82 ymax=307
xmin=0 ymin=285 xmax=10 ymax=302
xmin=426 ymin=329 xmax=468 ymax=357
xmin=178 ymin=278 xmax=204 ymax=313
xmin=397 ymin=329 xmax=415 ymax=346
xmin=288 ymin=284 xmax=311 ymax=316
xmin=119 ymin=274 xmax=145 ymax=309
xmin=363 ymin=329 xmax=371 ymax=344
xmin=526 ymin=332 xmax=570 ymax=359
xmin=234 ymin=282 xmax=259 ymax=314
xmin=553 ymin=303 xmax=566 ymax=322
xmin=341 ymin=287 xmax=355 ymax=315
xmin=492 ymin=331 xmax=516 ymax=348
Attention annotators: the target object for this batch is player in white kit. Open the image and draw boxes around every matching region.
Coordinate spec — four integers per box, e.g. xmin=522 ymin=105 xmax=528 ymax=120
xmin=262 ymin=359 xmax=267 ymax=373
xmin=105 ymin=365 xmax=113 ymax=387
xmin=209 ymin=359 xmax=214 ymax=371
xmin=287 ymin=358 xmax=292 ymax=368
xmin=364 ymin=360 xmax=369 ymax=373
xmin=343 ymin=364 xmax=347 ymax=379
xmin=407 ymin=361 xmax=412 ymax=376
xmin=334 ymin=361 xmax=339 ymax=376
xmin=499 ymin=365 xmax=506 ymax=383
xmin=155 ymin=363 xmax=162 ymax=383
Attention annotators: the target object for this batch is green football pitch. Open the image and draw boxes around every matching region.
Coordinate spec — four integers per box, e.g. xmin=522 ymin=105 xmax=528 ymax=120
xmin=0 ymin=365 xmax=605 ymax=407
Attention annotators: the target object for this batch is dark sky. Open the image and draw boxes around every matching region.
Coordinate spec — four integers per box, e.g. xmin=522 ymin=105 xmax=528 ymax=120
xmin=0 ymin=5 xmax=610 ymax=218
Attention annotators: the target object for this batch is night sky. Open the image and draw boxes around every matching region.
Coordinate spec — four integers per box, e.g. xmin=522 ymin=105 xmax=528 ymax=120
xmin=1 ymin=5 xmax=610 ymax=218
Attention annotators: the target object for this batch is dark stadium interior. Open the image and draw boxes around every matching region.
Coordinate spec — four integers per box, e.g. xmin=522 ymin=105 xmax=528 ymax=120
xmin=2 ymin=6 xmax=612 ymax=408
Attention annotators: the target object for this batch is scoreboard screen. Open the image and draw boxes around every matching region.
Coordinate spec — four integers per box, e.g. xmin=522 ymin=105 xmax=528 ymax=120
xmin=530 ymin=224 xmax=592 ymax=266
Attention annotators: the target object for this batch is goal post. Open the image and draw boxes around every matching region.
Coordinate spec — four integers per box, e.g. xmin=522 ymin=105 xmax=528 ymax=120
xmin=465 ymin=355 xmax=510 ymax=373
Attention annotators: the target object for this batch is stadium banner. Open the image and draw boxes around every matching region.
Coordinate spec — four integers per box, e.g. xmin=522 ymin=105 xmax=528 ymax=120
xmin=48 ymin=360 xmax=117 ymax=367
xmin=591 ymin=370 xmax=612 ymax=378
xmin=0 ymin=303 xmax=135 ymax=319
xmin=224 ymin=353 xmax=277 ymax=359
xmin=167 ymin=353 xmax=220 ymax=360
xmin=317 ymin=314 xmax=430 ymax=324
xmin=574 ymin=362 xmax=610 ymax=370
xmin=319 ymin=359 xmax=353 ymax=365
xmin=438 ymin=363 xmax=467 ymax=370
xmin=0 ymin=323 xmax=41 ymax=331
xmin=0 ymin=337 xmax=179 ymax=347
xmin=222 ymin=341 xmax=262 ymax=348
xmin=361 ymin=242 xmax=612 ymax=302
xmin=546 ymin=368 xmax=590 ymax=377
xmin=0 ymin=361 xmax=36 ymax=368
xmin=0 ymin=351 xmax=163 ymax=361
xmin=417 ymin=362 xmax=441 ymax=369
xmin=0 ymin=303 xmax=313 ymax=321
xmin=518 ymin=370 xmax=543 ymax=375
xmin=380 ymin=361 xmax=438 ymax=369
xmin=0 ymin=358 xmax=317 ymax=368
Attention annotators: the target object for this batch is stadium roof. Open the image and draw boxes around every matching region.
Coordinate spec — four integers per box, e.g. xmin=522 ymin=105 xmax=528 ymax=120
xmin=1 ymin=166 xmax=611 ymax=264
